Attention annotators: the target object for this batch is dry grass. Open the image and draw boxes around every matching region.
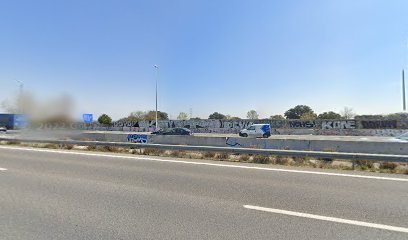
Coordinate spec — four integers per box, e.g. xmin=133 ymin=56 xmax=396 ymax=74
xmin=96 ymin=145 xmax=120 ymax=152
xmin=5 ymin=141 xmax=21 ymax=145
xmin=42 ymin=143 xmax=59 ymax=149
xmin=239 ymin=154 xmax=250 ymax=162
xmin=62 ymin=144 xmax=74 ymax=150
xmin=215 ymin=152 xmax=230 ymax=160
xmin=142 ymin=148 xmax=165 ymax=155
xmin=87 ymin=145 xmax=97 ymax=151
xmin=381 ymin=162 xmax=398 ymax=170
xmin=273 ymin=156 xmax=291 ymax=165
xmin=203 ymin=152 xmax=216 ymax=159
xmin=251 ymin=155 xmax=270 ymax=164
xmin=168 ymin=150 xmax=187 ymax=158
xmin=291 ymin=156 xmax=308 ymax=165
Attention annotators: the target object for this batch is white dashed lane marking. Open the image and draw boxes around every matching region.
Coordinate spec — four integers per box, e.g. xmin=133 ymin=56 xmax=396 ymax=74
xmin=244 ymin=205 xmax=408 ymax=234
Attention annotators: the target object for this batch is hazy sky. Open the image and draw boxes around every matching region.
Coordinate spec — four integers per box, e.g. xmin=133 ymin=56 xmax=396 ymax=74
xmin=1 ymin=0 xmax=407 ymax=120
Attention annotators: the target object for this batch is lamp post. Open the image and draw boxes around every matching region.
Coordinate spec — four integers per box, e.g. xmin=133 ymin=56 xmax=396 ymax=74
xmin=15 ymin=79 xmax=24 ymax=114
xmin=403 ymin=70 xmax=406 ymax=112
xmin=154 ymin=65 xmax=159 ymax=130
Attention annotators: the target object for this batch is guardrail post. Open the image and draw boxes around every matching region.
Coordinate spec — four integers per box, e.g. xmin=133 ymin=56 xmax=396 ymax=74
xmin=352 ymin=157 xmax=356 ymax=170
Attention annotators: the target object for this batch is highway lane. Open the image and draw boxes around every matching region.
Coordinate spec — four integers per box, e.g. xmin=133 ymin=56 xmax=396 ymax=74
xmin=85 ymin=130 xmax=398 ymax=142
xmin=1 ymin=146 xmax=408 ymax=240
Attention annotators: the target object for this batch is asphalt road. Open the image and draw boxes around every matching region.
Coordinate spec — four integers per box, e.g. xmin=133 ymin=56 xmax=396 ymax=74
xmin=1 ymin=146 xmax=408 ymax=240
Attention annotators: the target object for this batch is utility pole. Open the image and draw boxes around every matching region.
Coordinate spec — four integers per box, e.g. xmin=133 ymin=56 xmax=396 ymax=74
xmin=154 ymin=65 xmax=159 ymax=130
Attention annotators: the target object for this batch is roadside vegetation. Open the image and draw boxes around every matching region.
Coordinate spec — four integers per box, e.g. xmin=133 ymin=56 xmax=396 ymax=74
xmin=1 ymin=140 xmax=407 ymax=175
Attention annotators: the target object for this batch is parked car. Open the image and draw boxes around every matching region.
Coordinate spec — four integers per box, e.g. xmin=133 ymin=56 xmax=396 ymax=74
xmin=151 ymin=128 xmax=192 ymax=135
xmin=239 ymin=124 xmax=271 ymax=138
xmin=0 ymin=127 xmax=7 ymax=133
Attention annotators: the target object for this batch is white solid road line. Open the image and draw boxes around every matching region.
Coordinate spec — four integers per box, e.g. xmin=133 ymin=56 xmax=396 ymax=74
xmin=0 ymin=168 xmax=7 ymax=171
xmin=244 ymin=205 xmax=408 ymax=234
xmin=1 ymin=146 xmax=408 ymax=182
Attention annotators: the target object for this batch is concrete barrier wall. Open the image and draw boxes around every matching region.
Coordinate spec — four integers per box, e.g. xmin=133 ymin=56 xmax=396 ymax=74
xmin=32 ymin=118 xmax=408 ymax=136
xmin=75 ymin=132 xmax=408 ymax=155
xmin=79 ymin=127 xmax=408 ymax=137
xmin=68 ymin=118 xmax=408 ymax=136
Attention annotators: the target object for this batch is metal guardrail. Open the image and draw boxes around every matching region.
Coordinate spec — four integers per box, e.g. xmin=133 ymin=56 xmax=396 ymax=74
xmin=0 ymin=137 xmax=407 ymax=163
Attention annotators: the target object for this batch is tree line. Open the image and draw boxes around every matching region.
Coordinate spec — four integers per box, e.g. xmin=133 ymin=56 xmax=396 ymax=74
xmin=97 ymin=105 xmax=407 ymax=124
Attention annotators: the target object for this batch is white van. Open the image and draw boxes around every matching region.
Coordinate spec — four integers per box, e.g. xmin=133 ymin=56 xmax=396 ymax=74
xmin=239 ymin=124 xmax=271 ymax=138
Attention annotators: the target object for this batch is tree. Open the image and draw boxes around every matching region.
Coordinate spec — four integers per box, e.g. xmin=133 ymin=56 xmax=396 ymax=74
xmin=340 ymin=107 xmax=356 ymax=119
xmin=177 ymin=112 xmax=189 ymax=120
xmin=98 ymin=114 xmax=112 ymax=125
xmin=284 ymin=105 xmax=314 ymax=119
xmin=354 ymin=114 xmax=382 ymax=120
xmin=128 ymin=111 xmax=146 ymax=121
xmin=318 ymin=111 xmax=341 ymax=119
xmin=224 ymin=115 xmax=241 ymax=120
xmin=300 ymin=112 xmax=317 ymax=120
xmin=269 ymin=115 xmax=285 ymax=120
xmin=208 ymin=112 xmax=226 ymax=120
xmin=247 ymin=110 xmax=259 ymax=119
xmin=144 ymin=111 xmax=169 ymax=120
xmin=385 ymin=112 xmax=408 ymax=120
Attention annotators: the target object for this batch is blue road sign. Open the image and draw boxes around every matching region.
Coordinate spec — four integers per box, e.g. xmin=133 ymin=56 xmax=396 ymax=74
xmin=83 ymin=114 xmax=93 ymax=123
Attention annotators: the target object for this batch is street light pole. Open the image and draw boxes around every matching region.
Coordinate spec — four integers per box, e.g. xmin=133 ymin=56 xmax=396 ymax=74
xmin=15 ymin=79 xmax=24 ymax=114
xmin=403 ymin=70 xmax=406 ymax=112
xmin=154 ymin=65 xmax=159 ymax=130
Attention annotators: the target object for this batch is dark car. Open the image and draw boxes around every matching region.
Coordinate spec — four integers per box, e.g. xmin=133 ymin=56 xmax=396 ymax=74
xmin=151 ymin=128 xmax=192 ymax=135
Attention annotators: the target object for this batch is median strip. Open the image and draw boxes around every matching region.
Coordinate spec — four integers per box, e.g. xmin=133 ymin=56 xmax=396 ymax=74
xmin=1 ymin=146 xmax=408 ymax=182
xmin=243 ymin=205 xmax=408 ymax=234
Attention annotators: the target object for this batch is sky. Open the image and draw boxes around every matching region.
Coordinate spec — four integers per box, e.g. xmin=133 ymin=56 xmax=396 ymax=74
xmin=0 ymin=0 xmax=407 ymax=120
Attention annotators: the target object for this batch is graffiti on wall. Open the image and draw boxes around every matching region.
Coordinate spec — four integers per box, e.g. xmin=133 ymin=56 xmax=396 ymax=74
xmin=289 ymin=121 xmax=316 ymax=128
xmin=127 ymin=134 xmax=148 ymax=144
xmin=225 ymin=137 xmax=243 ymax=147
xmin=322 ymin=120 xmax=356 ymax=129
xmin=361 ymin=120 xmax=397 ymax=129
xmin=42 ymin=119 xmax=408 ymax=135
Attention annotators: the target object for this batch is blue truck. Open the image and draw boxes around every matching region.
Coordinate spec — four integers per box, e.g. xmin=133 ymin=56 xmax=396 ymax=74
xmin=0 ymin=114 xmax=27 ymax=130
